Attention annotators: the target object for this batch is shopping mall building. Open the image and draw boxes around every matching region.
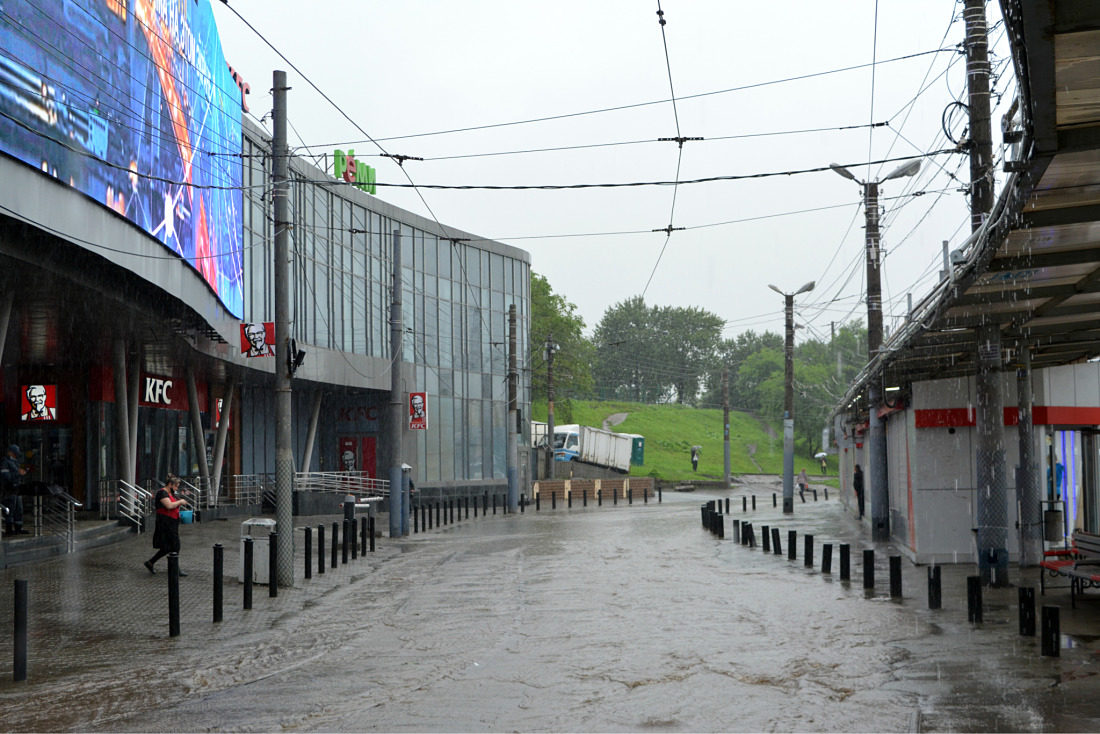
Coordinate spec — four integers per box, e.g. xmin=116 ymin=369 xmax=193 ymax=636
xmin=0 ymin=0 xmax=531 ymax=512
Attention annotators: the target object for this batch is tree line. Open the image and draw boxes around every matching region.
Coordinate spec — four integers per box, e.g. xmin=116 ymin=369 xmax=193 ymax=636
xmin=530 ymin=273 xmax=867 ymax=455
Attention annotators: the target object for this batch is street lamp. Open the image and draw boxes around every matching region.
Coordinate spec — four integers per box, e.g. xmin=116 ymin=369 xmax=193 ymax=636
xmin=830 ymin=158 xmax=921 ymax=539
xmin=768 ymin=280 xmax=815 ymax=514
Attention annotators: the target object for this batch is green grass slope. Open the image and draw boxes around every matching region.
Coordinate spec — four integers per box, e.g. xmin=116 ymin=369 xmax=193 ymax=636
xmin=532 ymin=400 xmax=832 ymax=482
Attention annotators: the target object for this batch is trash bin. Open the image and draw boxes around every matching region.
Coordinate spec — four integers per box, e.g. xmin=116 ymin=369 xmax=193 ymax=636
xmin=240 ymin=518 xmax=276 ymax=584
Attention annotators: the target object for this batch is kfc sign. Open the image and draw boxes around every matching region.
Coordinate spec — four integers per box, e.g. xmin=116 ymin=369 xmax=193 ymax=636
xmin=409 ymin=392 xmax=427 ymax=430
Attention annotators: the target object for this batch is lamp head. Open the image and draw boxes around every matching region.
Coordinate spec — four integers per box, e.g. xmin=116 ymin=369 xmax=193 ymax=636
xmin=829 ymin=163 xmax=859 ymax=182
xmin=767 ymin=284 xmax=783 ymax=296
xmin=883 ymin=159 xmax=921 ymax=181
xmin=795 ymin=280 xmax=816 ymax=295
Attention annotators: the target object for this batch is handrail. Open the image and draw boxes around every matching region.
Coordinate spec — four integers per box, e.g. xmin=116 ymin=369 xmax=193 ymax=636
xmin=295 ymin=471 xmax=389 ymax=499
xmin=37 ymin=491 xmax=82 ymax=552
xmin=118 ymin=480 xmax=151 ymax=531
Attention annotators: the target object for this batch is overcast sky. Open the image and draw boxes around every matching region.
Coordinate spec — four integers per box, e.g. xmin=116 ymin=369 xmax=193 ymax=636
xmin=212 ymin=1 xmax=1015 ymax=362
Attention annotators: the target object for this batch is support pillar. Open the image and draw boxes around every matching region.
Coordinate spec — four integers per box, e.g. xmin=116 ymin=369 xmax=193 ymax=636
xmin=868 ymin=382 xmax=889 ymax=541
xmin=1016 ymin=345 xmax=1042 ymax=567
xmin=976 ymin=324 xmax=1008 ymax=586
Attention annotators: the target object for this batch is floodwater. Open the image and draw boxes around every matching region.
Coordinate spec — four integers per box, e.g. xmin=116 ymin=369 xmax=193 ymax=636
xmin=1 ymin=485 xmax=1100 ymax=732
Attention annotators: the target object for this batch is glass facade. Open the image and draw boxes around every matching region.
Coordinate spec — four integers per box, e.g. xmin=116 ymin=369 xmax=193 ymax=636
xmin=241 ymin=130 xmax=531 ymax=483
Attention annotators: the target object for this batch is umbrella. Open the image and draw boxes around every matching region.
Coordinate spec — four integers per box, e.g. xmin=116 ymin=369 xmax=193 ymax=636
xmin=814 ymin=452 xmax=828 ymax=459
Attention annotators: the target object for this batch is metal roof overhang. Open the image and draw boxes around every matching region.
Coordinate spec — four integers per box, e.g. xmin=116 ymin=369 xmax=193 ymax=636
xmin=834 ymin=0 xmax=1100 ymax=417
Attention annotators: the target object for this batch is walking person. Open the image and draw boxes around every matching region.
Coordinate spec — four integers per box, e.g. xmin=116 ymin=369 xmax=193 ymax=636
xmin=144 ymin=474 xmax=189 ymax=576
xmin=853 ymin=464 xmax=865 ymax=520
xmin=690 ymin=446 xmax=700 ymax=473
xmin=797 ymin=468 xmax=808 ymax=501
xmin=1 ymin=444 xmax=28 ymax=535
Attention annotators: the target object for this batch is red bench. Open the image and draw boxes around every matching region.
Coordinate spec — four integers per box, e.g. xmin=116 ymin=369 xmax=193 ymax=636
xmin=1040 ymin=530 xmax=1100 ymax=608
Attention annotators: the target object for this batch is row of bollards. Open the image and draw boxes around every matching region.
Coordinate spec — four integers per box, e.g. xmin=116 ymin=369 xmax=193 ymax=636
xmin=536 ymin=486 xmax=657 ymax=509
xmin=736 ymin=490 xmax=828 ymax=512
xmin=706 ymin=504 xmax=1065 ymax=658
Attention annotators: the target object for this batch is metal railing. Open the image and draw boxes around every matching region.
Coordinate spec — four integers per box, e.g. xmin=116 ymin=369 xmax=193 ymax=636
xmin=100 ymin=479 xmax=151 ymax=530
xmin=228 ymin=473 xmax=269 ymax=507
xmin=36 ymin=490 xmax=83 ymax=552
xmin=295 ymin=471 xmax=389 ymax=500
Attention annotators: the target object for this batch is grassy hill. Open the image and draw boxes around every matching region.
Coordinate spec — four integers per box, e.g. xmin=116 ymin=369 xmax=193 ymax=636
xmin=531 ymin=400 xmax=833 ymax=482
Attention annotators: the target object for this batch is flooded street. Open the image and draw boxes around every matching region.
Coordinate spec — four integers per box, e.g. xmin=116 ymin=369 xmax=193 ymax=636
xmin=2 ymin=485 xmax=1099 ymax=732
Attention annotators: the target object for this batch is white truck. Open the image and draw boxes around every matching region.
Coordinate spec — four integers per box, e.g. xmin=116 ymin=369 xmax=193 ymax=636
xmin=578 ymin=425 xmax=632 ymax=473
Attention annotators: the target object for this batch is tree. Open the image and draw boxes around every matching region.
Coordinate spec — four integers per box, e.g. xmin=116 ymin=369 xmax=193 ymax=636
xmin=529 ymin=273 xmax=592 ymax=401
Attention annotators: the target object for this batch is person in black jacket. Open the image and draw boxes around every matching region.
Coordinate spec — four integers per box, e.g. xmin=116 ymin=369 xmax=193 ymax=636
xmin=144 ymin=474 xmax=189 ymax=576
xmin=853 ymin=464 xmax=865 ymax=519
xmin=1 ymin=445 xmax=27 ymax=534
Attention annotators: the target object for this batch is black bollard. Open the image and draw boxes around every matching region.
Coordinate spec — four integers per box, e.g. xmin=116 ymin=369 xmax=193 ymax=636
xmin=493 ymin=495 xmax=498 ymax=515
xmin=725 ymin=497 xmax=730 ymax=514
xmin=967 ymin=576 xmax=982 ymax=623
xmin=822 ymin=543 xmax=833 ymax=574
xmin=361 ymin=516 xmax=368 ymax=555
xmin=269 ymin=530 xmax=278 ymax=598
xmin=928 ymin=566 xmax=941 ymax=609
xmin=863 ymin=549 xmax=875 ymax=590
xmin=628 ymin=488 xmax=633 ymax=505
xmin=552 ymin=492 xmax=556 ymax=510
xmin=839 ymin=544 xmax=850 ymax=581
xmin=451 ymin=499 xmax=455 ymax=524
xmin=824 ymin=488 xmax=829 ymax=500
xmin=1041 ymin=605 xmax=1060 ymax=657
xmin=535 ymin=493 xmax=540 ymax=511
xmin=613 ymin=488 xmax=618 ymax=505
xmin=318 ymin=525 xmax=325 ymax=575
xmin=331 ymin=522 xmax=339 ymax=569
xmin=214 ymin=543 xmax=224 ymax=622
xmin=813 ymin=489 xmax=818 ymax=502
xmin=414 ymin=503 xmax=419 ymax=533
xmin=369 ymin=516 xmax=376 ymax=552
xmin=484 ymin=492 xmax=488 ymax=515
xmin=466 ymin=496 xmax=470 ymax=519
xmin=437 ymin=501 xmax=443 ymax=526
xmin=717 ymin=514 xmax=724 ymax=539
xmin=13 ymin=579 xmax=27 ymax=682
xmin=426 ymin=502 xmax=432 ymax=528
xmin=658 ymin=487 xmax=662 ymax=503
xmin=773 ymin=492 xmax=777 ymax=508
xmin=243 ymin=537 xmax=254 ymax=609
xmin=583 ymin=489 xmax=587 ymax=507
xmin=1019 ymin=587 xmax=1036 ymax=637
xmin=304 ymin=528 xmax=312 ymax=579
xmin=761 ymin=525 xmax=771 ymax=552
xmin=168 ymin=553 xmax=181 ymax=637
xmin=568 ymin=491 xmax=572 ymax=508
xmin=599 ymin=489 xmax=603 ymax=506
xmin=752 ymin=495 xmax=756 ymax=511
xmin=747 ymin=523 xmax=756 ymax=548
xmin=788 ymin=530 xmax=797 ymax=561
xmin=733 ymin=519 xmax=741 ymax=543
xmin=805 ymin=535 xmax=814 ymax=569
xmin=743 ymin=496 xmax=747 ymax=512
xmin=350 ymin=518 xmax=357 ymax=560
xmin=772 ymin=527 xmax=782 ymax=556
xmin=644 ymin=487 xmax=648 ymax=503
xmin=889 ymin=556 xmax=902 ymax=598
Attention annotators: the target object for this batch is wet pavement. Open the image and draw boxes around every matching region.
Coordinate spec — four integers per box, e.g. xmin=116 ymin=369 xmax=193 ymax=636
xmin=0 ymin=478 xmax=1098 ymax=732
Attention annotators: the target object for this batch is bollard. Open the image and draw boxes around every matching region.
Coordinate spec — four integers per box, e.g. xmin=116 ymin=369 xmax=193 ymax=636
xmin=552 ymin=493 xmax=556 ymax=510
xmin=839 ymin=544 xmax=850 ymax=581
xmin=350 ymin=518 xmax=357 ymax=560
xmin=437 ymin=501 xmax=443 ymax=526
xmin=269 ymin=530 xmax=279 ymax=598
xmin=752 ymin=495 xmax=756 ymax=511
xmin=658 ymin=487 xmax=662 ymax=503
xmin=889 ymin=556 xmax=902 ymax=598
xmin=788 ymin=530 xmax=797 ymax=561
xmin=13 ymin=579 xmax=27 ymax=682
xmin=1041 ymin=605 xmax=1060 ymax=657
xmin=1019 ymin=587 xmax=1036 ymax=637
xmin=628 ymin=488 xmax=633 ymax=505
xmin=967 ymin=576 xmax=982 ymax=623
xmin=773 ymin=492 xmax=777 ymax=508
xmin=733 ymin=519 xmax=740 ymax=544
xmin=805 ymin=535 xmax=814 ymax=569
xmin=863 ymin=549 xmax=875 ymax=590
xmin=743 ymin=496 xmax=747 ymax=512
xmin=822 ymin=543 xmax=833 ymax=574
xmin=343 ymin=517 xmax=352 ymax=563
xmin=740 ymin=520 xmax=748 ymax=546
xmin=451 ymin=499 xmax=455 ymax=524
xmin=771 ymin=527 xmax=782 ymax=555
xmin=523 ymin=493 xmax=527 ymax=512
xmin=762 ymin=525 xmax=771 ymax=552
xmin=747 ymin=523 xmax=756 ymax=548
xmin=493 ymin=494 xmax=498 ymax=515
xmin=725 ymin=497 xmax=730 ymax=514
xmin=304 ymin=528 xmax=312 ymax=579
xmin=583 ymin=489 xmax=587 ymax=507
xmin=318 ymin=525 xmax=325 ymax=575
xmin=928 ymin=566 xmax=941 ymax=609
xmin=568 ymin=491 xmax=572 ymax=508
xmin=243 ymin=537 xmax=254 ymax=609
xmin=599 ymin=489 xmax=603 ymax=506
xmin=369 ymin=516 xmax=376 ymax=552
xmin=484 ymin=492 xmax=489 ymax=515
xmin=466 ymin=496 xmax=470 ymax=519
xmin=824 ymin=488 xmax=829 ymax=500
xmin=361 ymin=516 xmax=368 ymax=555
xmin=426 ymin=503 xmax=432 ymax=529
xmin=414 ymin=503 xmax=419 ymax=533
xmin=613 ymin=488 xmax=618 ymax=505
xmin=717 ymin=514 xmax=724 ymax=539
xmin=535 ymin=493 xmax=540 ymax=511
xmin=331 ymin=522 xmax=339 ymax=569
xmin=168 ymin=553 xmax=181 ymax=637
xmin=813 ymin=489 xmax=818 ymax=502
xmin=213 ymin=543 xmax=224 ymax=622
xmin=644 ymin=487 xmax=648 ymax=503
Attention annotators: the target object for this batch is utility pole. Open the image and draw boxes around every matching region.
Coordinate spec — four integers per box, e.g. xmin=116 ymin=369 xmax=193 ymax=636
xmin=507 ymin=305 xmax=518 ymax=512
xmin=723 ymin=365 xmax=730 ymax=487
xmin=782 ymin=292 xmax=795 ymax=514
xmin=965 ymin=0 xmax=993 ymax=231
xmin=864 ymin=180 xmax=890 ymax=541
xmin=388 ymin=229 xmax=405 ymax=538
xmin=544 ymin=338 xmax=557 ymax=480
xmin=272 ymin=70 xmax=294 ymax=586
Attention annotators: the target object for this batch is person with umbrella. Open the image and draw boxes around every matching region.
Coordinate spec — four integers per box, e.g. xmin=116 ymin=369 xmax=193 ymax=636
xmin=816 ymin=451 xmax=828 ymax=475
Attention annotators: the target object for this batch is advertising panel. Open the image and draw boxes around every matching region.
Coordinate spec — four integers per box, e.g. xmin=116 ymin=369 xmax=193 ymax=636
xmin=0 ymin=0 xmax=244 ymax=316
xmin=409 ymin=392 xmax=427 ymax=431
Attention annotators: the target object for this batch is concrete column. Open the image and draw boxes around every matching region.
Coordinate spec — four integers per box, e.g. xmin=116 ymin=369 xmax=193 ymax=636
xmin=185 ymin=365 xmax=210 ymax=489
xmin=112 ymin=339 xmax=131 ymax=486
xmin=301 ymin=389 xmax=322 ymax=472
xmin=210 ymin=373 xmax=237 ymax=501
xmin=868 ymin=381 xmax=889 ymax=540
xmin=976 ymin=324 xmax=1008 ymax=586
xmin=1016 ymin=345 xmax=1042 ymax=567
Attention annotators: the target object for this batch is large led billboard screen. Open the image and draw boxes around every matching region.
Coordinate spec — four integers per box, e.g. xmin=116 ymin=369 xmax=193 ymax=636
xmin=0 ymin=0 xmax=243 ymax=317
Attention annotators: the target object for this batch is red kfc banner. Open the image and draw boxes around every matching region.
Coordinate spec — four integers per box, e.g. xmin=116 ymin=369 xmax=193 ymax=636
xmin=409 ymin=392 xmax=427 ymax=430
xmin=240 ymin=322 xmax=275 ymax=357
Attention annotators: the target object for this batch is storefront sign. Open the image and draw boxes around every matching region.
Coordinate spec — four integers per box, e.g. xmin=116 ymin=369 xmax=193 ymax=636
xmin=240 ymin=322 xmax=275 ymax=357
xmin=333 ymin=149 xmax=377 ymax=195
xmin=144 ymin=377 xmax=175 ymax=405
xmin=409 ymin=392 xmax=427 ymax=430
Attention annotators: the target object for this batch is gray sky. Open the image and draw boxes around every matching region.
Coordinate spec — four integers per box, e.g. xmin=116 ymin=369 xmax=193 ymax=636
xmin=213 ymin=1 xmax=1014 ymax=358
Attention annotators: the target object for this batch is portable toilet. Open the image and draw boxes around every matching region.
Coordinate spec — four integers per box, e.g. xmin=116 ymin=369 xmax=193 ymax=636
xmin=623 ymin=434 xmax=645 ymax=466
